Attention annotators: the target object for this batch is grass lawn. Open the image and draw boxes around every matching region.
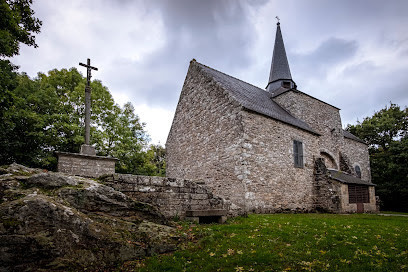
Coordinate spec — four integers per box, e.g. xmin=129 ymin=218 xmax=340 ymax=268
xmin=124 ymin=214 xmax=408 ymax=272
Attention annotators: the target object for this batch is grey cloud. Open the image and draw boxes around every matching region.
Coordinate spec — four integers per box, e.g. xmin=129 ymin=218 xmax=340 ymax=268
xmin=330 ymin=60 xmax=408 ymax=127
xmin=290 ymin=0 xmax=408 ymax=34
xmin=401 ymin=49 xmax=408 ymax=57
xmin=341 ymin=61 xmax=378 ymax=78
xmin=11 ymin=0 xmax=408 ymax=144
xmin=291 ymin=38 xmax=358 ymax=87
xmin=152 ymin=0 xmax=258 ymax=67
xmin=110 ymin=0 xmax=267 ymax=109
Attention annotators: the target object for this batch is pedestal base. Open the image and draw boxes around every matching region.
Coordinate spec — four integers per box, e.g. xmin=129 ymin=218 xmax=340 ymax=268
xmin=80 ymin=144 xmax=96 ymax=155
xmin=56 ymin=151 xmax=118 ymax=178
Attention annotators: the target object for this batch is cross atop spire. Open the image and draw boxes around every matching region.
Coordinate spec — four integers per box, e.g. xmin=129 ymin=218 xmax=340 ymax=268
xmin=266 ymin=20 xmax=296 ymax=93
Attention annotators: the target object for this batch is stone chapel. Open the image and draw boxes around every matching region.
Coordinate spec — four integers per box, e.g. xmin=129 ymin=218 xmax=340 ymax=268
xmin=166 ymin=22 xmax=377 ymax=214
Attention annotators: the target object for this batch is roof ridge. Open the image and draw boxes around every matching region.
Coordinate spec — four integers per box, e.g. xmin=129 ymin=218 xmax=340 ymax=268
xmin=194 ymin=61 xmax=313 ymax=125
xmin=190 ymin=60 xmax=320 ymax=136
xmin=193 ymin=60 xmax=267 ymax=94
xmin=343 ymin=129 xmax=367 ymax=144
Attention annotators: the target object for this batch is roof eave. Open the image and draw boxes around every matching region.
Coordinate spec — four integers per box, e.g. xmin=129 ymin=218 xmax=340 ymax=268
xmin=243 ymin=107 xmax=321 ymax=136
xmin=273 ymin=89 xmax=341 ymax=110
xmin=343 ymin=133 xmax=368 ymax=145
xmin=331 ymin=176 xmax=376 ymax=186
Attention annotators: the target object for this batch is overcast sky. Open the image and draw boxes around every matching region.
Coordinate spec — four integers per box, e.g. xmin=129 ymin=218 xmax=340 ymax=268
xmin=12 ymin=0 xmax=408 ymax=144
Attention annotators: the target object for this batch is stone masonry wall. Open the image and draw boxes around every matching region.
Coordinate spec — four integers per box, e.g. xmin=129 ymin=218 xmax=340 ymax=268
xmin=166 ymin=61 xmax=247 ymax=208
xmin=341 ymin=138 xmax=371 ymax=182
xmin=57 ymin=152 xmax=117 ymax=178
xmin=100 ymin=174 xmax=241 ymax=218
xmin=240 ymin=110 xmax=319 ymax=213
xmin=274 ymin=91 xmax=344 ymax=168
xmin=313 ymin=158 xmax=341 ymax=212
xmin=313 ymin=158 xmax=376 ymax=213
xmin=339 ymin=184 xmax=377 ymax=213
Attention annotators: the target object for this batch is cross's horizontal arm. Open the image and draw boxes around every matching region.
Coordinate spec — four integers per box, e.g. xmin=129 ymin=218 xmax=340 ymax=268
xmin=79 ymin=62 xmax=98 ymax=71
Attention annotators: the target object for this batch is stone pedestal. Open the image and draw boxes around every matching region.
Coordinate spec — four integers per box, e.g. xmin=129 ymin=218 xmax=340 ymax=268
xmin=56 ymin=151 xmax=118 ymax=178
xmin=80 ymin=144 xmax=96 ymax=155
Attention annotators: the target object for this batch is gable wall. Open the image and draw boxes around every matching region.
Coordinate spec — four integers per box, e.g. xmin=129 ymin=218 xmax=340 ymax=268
xmin=166 ymin=63 xmax=247 ymax=207
xmin=274 ymin=91 xmax=344 ymax=168
xmin=240 ymin=110 xmax=319 ymax=212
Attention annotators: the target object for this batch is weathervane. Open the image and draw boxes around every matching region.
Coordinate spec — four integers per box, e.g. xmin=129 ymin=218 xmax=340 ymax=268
xmin=79 ymin=58 xmax=98 ymax=154
xmin=275 ymin=16 xmax=280 ymax=24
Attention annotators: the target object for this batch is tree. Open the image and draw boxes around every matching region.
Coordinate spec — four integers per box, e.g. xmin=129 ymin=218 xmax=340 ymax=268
xmin=95 ymin=102 xmax=150 ymax=174
xmin=1 ymin=0 xmax=42 ymax=107
xmin=0 ymin=59 xmax=17 ymax=126
xmin=346 ymin=103 xmax=408 ymax=212
xmin=0 ymin=68 xmax=153 ymax=175
xmin=143 ymin=144 xmax=166 ymax=176
xmin=0 ymin=0 xmax=42 ymax=58
xmin=1 ymin=0 xmax=42 ymax=164
xmin=347 ymin=103 xmax=407 ymax=151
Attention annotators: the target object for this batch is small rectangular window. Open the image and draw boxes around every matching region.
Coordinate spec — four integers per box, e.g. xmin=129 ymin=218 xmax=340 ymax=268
xmin=282 ymin=81 xmax=291 ymax=88
xmin=348 ymin=185 xmax=369 ymax=203
xmin=293 ymin=140 xmax=303 ymax=168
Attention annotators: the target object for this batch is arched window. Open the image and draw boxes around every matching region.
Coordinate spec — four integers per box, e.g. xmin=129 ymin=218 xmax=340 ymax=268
xmin=320 ymin=151 xmax=337 ymax=169
xmin=355 ymin=165 xmax=361 ymax=178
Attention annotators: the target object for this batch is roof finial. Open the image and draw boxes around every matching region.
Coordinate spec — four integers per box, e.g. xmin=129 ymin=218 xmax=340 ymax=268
xmin=275 ymin=16 xmax=280 ymax=25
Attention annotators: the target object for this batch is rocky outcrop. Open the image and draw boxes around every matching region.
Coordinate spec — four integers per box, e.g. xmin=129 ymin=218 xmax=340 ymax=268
xmin=0 ymin=164 xmax=178 ymax=271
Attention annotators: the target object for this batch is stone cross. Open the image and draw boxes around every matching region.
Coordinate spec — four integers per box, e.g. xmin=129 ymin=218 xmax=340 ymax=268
xmin=79 ymin=58 xmax=98 ymax=148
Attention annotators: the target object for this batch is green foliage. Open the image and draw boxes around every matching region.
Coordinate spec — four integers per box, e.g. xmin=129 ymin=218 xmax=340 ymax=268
xmin=0 ymin=67 xmax=165 ymax=176
xmin=141 ymin=144 xmax=166 ymax=176
xmin=0 ymin=0 xmax=42 ymax=110
xmin=347 ymin=103 xmax=407 ymax=151
xmin=346 ymin=103 xmax=408 ymax=212
xmin=1 ymin=0 xmax=42 ymax=164
xmin=130 ymin=214 xmax=408 ymax=272
xmin=94 ymin=101 xmax=148 ymax=174
xmin=0 ymin=59 xmax=18 ymax=140
xmin=0 ymin=0 xmax=42 ymax=58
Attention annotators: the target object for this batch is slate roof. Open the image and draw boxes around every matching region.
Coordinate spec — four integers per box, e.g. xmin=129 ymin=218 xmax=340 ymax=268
xmin=194 ymin=61 xmax=319 ymax=135
xmin=269 ymin=86 xmax=291 ymax=97
xmin=343 ymin=130 xmax=367 ymax=144
xmin=328 ymin=169 xmax=375 ymax=186
xmin=268 ymin=23 xmax=292 ymax=84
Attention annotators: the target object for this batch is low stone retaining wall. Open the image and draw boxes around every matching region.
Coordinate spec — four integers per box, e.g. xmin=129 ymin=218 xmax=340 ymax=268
xmin=100 ymin=174 xmax=241 ymax=219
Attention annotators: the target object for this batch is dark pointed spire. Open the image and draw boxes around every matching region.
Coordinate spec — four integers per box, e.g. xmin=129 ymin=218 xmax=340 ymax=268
xmin=266 ymin=21 xmax=296 ymax=93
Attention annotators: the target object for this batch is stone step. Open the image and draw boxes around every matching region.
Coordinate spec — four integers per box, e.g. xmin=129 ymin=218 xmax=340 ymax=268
xmin=185 ymin=209 xmax=227 ymax=224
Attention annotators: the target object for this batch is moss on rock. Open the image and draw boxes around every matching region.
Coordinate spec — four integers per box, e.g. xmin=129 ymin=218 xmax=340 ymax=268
xmin=0 ymin=164 xmax=178 ymax=271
